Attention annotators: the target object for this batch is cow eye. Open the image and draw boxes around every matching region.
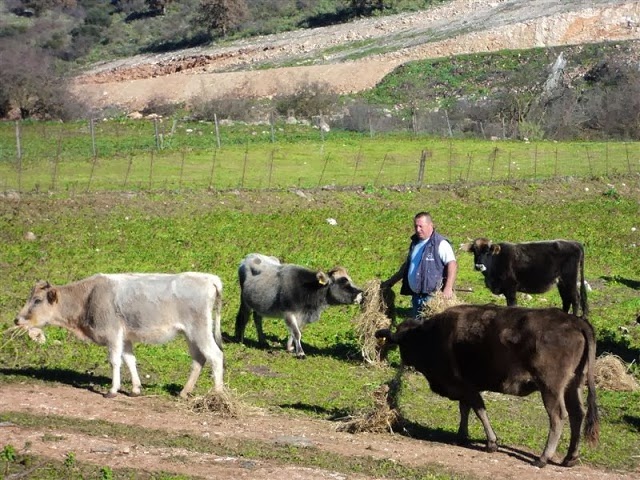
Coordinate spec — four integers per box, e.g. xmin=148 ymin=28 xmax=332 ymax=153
xmin=33 ymin=298 xmax=42 ymax=305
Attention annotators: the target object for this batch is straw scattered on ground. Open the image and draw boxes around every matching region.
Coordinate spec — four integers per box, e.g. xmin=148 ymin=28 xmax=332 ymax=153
xmin=352 ymin=279 xmax=395 ymax=365
xmin=595 ymin=354 xmax=639 ymax=391
xmin=337 ymin=367 xmax=406 ymax=434
xmin=1 ymin=325 xmax=43 ymax=350
xmin=187 ymin=388 xmax=244 ymax=417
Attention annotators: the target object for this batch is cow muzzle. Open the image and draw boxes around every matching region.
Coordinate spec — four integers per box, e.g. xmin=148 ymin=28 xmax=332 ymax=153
xmin=354 ymin=292 xmax=364 ymax=304
xmin=474 ymin=263 xmax=487 ymax=273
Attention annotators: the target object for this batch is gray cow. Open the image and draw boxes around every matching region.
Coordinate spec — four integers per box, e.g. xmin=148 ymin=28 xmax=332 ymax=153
xmin=235 ymin=253 xmax=363 ymax=357
xmin=15 ymin=272 xmax=224 ymax=398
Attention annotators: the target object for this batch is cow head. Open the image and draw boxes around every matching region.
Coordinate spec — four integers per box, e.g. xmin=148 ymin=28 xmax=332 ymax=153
xmin=324 ymin=267 xmax=363 ymax=306
xmin=461 ymin=238 xmax=500 ymax=274
xmin=15 ymin=280 xmax=60 ymax=328
xmin=375 ymin=318 xmax=423 ymax=367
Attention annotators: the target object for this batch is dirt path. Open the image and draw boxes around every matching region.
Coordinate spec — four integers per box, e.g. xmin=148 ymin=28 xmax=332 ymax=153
xmin=71 ymin=0 xmax=640 ymax=112
xmin=1 ymin=383 xmax=636 ymax=479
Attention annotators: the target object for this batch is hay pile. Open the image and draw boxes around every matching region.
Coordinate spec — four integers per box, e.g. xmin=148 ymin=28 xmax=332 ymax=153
xmin=352 ymin=279 xmax=395 ymax=365
xmin=417 ymin=291 xmax=462 ymax=320
xmin=337 ymin=368 xmax=405 ymax=434
xmin=188 ymin=388 xmax=243 ymax=417
xmin=595 ymin=354 xmax=639 ymax=391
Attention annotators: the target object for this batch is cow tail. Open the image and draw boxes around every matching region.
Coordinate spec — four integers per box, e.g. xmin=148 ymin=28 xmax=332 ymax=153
xmin=578 ymin=244 xmax=589 ymax=318
xmin=212 ymin=276 xmax=223 ymax=349
xmin=582 ymin=321 xmax=599 ymax=447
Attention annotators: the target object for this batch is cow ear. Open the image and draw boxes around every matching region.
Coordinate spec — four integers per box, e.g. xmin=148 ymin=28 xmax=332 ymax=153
xmin=460 ymin=242 xmax=472 ymax=252
xmin=46 ymin=288 xmax=58 ymax=304
xmin=316 ymin=271 xmax=330 ymax=285
xmin=490 ymin=244 xmax=501 ymax=255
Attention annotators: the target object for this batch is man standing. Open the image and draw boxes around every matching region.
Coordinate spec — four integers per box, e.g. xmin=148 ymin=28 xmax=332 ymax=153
xmin=382 ymin=212 xmax=457 ymax=318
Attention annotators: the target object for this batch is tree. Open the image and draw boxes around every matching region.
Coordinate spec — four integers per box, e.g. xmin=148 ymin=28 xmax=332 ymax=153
xmin=0 ymin=38 xmax=85 ymax=119
xmin=344 ymin=0 xmax=386 ymax=16
xmin=195 ymin=0 xmax=249 ymax=37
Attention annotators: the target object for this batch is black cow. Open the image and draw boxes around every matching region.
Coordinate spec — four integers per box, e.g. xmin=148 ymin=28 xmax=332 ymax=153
xmin=462 ymin=238 xmax=588 ymax=316
xmin=375 ymin=304 xmax=599 ymax=468
xmin=235 ymin=253 xmax=363 ymax=357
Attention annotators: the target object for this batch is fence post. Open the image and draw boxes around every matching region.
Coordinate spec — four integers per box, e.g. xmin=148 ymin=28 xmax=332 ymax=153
xmin=15 ymin=120 xmax=22 ymax=193
xmin=417 ymin=150 xmax=428 ymax=186
xmin=351 ymin=146 xmax=363 ymax=186
xmin=375 ymin=153 xmax=387 ymax=187
xmin=318 ymin=154 xmax=330 ymax=188
xmin=268 ymin=149 xmax=275 ymax=189
xmin=214 ymin=113 xmax=221 ymax=149
xmin=270 ymin=111 xmax=275 ymax=144
xmin=241 ymin=142 xmax=249 ymax=188
xmin=90 ymin=118 xmax=97 ymax=158
xmin=154 ymin=117 xmax=160 ymax=150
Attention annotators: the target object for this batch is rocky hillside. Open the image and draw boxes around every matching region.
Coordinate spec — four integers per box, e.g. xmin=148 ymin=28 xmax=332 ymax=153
xmin=72 ymin=0 xmax=640 ymax=112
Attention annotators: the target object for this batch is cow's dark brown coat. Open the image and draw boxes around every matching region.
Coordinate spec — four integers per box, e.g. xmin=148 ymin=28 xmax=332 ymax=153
xmin=462 ymin=238 xmax=588 ymax=316
xmin=375 ymin=304 xmax=599 ymax=467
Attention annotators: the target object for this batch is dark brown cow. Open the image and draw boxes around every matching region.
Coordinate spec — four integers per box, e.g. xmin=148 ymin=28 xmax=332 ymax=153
xmin=375 ymin=304 xmax=599 ymax=468
xmin=462 ymin=238 xmax=588 ymax=316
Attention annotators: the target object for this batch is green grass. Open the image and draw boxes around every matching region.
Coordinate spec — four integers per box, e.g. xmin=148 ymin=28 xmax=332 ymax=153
xmin=1 ymin=177 xmax=639 ymax=476
xmin=1 ymin=120 xmax=639 ymax=192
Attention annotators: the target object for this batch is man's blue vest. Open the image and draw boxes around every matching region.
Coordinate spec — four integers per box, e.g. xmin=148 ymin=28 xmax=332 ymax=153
xmin=400 ymin=230 xmax=448 ymax=296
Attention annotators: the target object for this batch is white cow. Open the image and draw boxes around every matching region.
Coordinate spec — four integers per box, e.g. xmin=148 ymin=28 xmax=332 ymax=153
xmin=15 ymin=272 xmax=224 ymax=398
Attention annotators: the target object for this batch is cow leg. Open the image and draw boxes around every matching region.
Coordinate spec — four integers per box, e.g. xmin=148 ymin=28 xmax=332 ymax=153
xmin=234 ymin=302 xmax=251 ymax=343
xmin=122 ymin=340 xmax=142 ymax=396
xmin=468 ymin=393 xmax=499 ymax=453
xmin=457 ymin=402 xmax=471 ymax=444
xmin=106 ymin=333 xmax=124 ymax=398
xmin=557 ymin=283 xmax=577 ymax=315
xmin=284 ymin=313 xmax=305 ymax=358
xmin=183 ymin=332 xmax=224 ymax=396
xmin=504 ymin=289 xmax=518 ymax=307
xmin=253 ymin=312 xmax=268 ymax=346
xmin=536 ymin=387 xmax=568 ymax=468
xmin=562 ymin=380 xmax=585 ymax=467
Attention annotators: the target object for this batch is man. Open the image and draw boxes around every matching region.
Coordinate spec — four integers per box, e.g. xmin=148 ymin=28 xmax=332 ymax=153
xmin=382 ymin=212 xmax=458 ymax=318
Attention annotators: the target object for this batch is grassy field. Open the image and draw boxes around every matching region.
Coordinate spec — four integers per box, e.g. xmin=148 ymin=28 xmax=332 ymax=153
xmin=1 ymin=172 xmax=639 ymax=476
xmin=1 ymin=120 xmax=639 ymax=193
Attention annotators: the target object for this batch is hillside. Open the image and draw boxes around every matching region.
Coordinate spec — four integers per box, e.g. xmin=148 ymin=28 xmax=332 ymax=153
xmin=72 ymin=0 xmax=640 ymax=112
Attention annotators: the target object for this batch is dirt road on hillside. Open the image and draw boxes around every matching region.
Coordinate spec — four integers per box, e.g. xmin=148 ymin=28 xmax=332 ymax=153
xmin=1 ymin=383 xmax=637 ymax=479
xmin=71 ymin=0 xmax=640 ymax=112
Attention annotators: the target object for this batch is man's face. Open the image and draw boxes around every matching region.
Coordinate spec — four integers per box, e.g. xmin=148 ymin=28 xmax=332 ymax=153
xmin=414 ymin=216 xmax=433 ymax=240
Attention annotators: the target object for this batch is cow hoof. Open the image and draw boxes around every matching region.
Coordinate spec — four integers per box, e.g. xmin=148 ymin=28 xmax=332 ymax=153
xmin=129 ymin=391 xmax=142 ymax=398
xmin=104 ymin=391 xmax=118 ymax=399
xmin=562 ymin=456 xmax=579 ymax=467
xmin=533 ymin=458 xmax=548 ymax=468
xmin=486 ymin=441 xmax=498 ymax=453
xmin=296 ymin=354 xmax=306 ymax=359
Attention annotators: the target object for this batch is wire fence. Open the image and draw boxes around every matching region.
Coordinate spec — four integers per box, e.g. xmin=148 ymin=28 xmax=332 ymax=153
xmin=1 ymin=118 xmax=639 ymax=194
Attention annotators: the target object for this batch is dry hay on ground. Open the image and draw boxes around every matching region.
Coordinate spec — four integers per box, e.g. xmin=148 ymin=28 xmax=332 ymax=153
xmin=337 ymin=368 xmax=405 ymax=434
xmin=417 ymin=291 xmax=462 ymax=320
xmin=595 ymin=354 xmax=639 ymax=391
xmin=352 ymin=279 xmax=395 ymax=365
xmin=187 ymin=388 xmax=243 ymax=417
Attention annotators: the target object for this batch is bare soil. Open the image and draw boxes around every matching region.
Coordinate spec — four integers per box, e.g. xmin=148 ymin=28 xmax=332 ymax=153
xmin=1 ymin=383 xmax=637 ymax=479
xmin=72 ymin=0 xmax=640 ymax=112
